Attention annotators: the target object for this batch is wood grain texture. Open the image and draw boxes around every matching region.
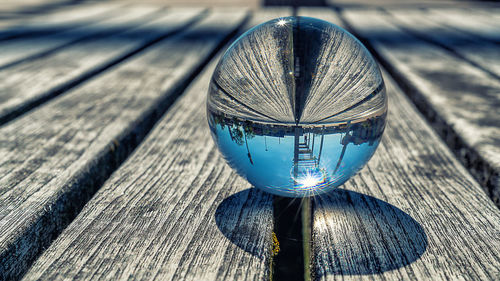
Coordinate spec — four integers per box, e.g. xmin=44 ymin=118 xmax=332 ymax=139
xmin=20 ymin=9 xmax=295 ymax=281
xmin=466 ymin=7 xmax=500 ymax=23
xmin=325 ymin=0 xmax=489 ymax=9
xmin=0 ymin=2 xmax=122 ymax=40
xmin=0 ymin=6 xmax=205 ymax=125
xmin=426 ymin=8 xmax=500 ymax=44
xmin=385 ymin=8 xmax=500 ymax=79
xmin=299 ymin=9 xmax=500 ymax=281
xmin=0 ymin=0 xmax=75 ymax=15
xmin=0 ymin=10 xmax=246 ymax=281
xmin=341 ymin=8 xmax=500 ymax=206
xmin=0 ymin=4 xmax=142 ymax=70
xmin=312 ymin=68 xmax=500 ymax=281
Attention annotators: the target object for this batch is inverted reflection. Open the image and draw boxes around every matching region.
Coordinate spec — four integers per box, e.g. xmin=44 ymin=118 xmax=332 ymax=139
xmin=208 ymin=113 xmax=385 ymax=197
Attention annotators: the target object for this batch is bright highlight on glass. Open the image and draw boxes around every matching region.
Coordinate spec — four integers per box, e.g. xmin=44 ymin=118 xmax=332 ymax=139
xmin=207 ymin=16 xmax=387 ymax=197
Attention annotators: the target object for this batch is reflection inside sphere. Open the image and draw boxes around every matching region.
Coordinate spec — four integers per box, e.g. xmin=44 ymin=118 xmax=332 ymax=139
xmin=207 ymin=16 xmax=387 ymax=197
xmin=208 ymin=113 xmax=385 ymax=197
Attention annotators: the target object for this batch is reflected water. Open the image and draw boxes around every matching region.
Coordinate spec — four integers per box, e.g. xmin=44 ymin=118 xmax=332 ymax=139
xmin=208 ymin=112 xmax=385 ymax=197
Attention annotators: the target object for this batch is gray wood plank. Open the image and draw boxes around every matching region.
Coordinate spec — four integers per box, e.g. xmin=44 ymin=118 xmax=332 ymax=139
xmin=466 ymin=6 xmax=500 ymax=21
xmin=313 ymin=69 xmax=500 ymax=281
xmin=299 ymin=9 xmax=500 ymax=281
xmin=325 ymin=0 xmax=483 ymax=9
xmin=0 ymin=2 xmax=123 ymax=40
xmin=385 ymin=8 xmax=500 ymax=79
xmin=0 ymin=7 xmax=204 ymax=125
xmin=0 ymin=0 xmax=69 ymax=16
xmin=0 ymin=5 xmax=160 ymax=70
xmin=20 ymin=9 xmax=292 ymax=281
xmin=426 ymin=8 xmax=500 ymax=44
xmin=341 ymin=8 xmax=500 ymax=206
xmin=0 ymin=9 xmax=247 ymax=281
xmin=0 ymin=0 xmax=73 ymax=14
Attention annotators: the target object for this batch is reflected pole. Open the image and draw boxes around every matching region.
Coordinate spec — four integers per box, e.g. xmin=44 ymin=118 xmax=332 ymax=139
xmin=317 ymin=126 xmax=325 ymax=165
xmin=244 ymin=131 xmax=253 ymax=165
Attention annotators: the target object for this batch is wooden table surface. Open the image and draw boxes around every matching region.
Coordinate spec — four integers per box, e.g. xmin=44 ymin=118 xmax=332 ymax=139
xmin=0 ymin=2 xmax=499 ymax=281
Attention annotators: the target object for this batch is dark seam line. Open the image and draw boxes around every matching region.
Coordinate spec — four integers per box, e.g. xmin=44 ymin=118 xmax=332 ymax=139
xmin=0 ymin=10 xmax=207 ymax=128
xmin=421 ymin=7 xmax=500 ymax=47
xmin=380 ymin=8 xmax=500 ymax=81
xmin=334 ymin=7 xmax=499 ymax=208
xmin=0 ymin=4 xmax=123 ymax=42
xmin=0 ymin=5 xmax=160 ymax=71
xmin=4 ymin=9 xmax=251 ymax=281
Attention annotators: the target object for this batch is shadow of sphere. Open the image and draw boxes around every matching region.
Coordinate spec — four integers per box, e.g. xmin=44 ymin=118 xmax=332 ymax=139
xmin=314 ymin=189 xmax=428 ymax=276
xmin=214 ymin=188 xmax=274 ymax=260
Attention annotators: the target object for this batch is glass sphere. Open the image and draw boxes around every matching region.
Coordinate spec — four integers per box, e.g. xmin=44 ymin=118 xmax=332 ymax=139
xmin=207 ymin=16 xmax=387 ymax=197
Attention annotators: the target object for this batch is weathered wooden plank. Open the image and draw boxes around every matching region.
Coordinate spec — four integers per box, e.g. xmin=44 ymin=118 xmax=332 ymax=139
xmin=20 ymin=9 xmax=294 ymax=281
xmin=0 ymin=10 xmax=247 ymax=281
xmin=312 ymin=69 xmax=500 ymax=281
xmin=0 ymin=7 xmax=205 ymax=125
xmin=426 ymin=8 xmax=500 ymax=44
xmin=0 ymin=0 xmax=71 ymax=15
xmin=0 ymin=5 xmax=159 ymax=70
xmin=385 ymin=8 xmax=500 ymax=78
xmin=325 ymin=0 xmax=484 ymax=9
xmin=0 ymin=2 xmax=123 ymax=40
xmin=341 ymin=8 xmax=500 ymax=205
xmin=299 ymin=9 xmax=500 ymax=280
xmin=466 ymin=6 xmax=500 ymax=21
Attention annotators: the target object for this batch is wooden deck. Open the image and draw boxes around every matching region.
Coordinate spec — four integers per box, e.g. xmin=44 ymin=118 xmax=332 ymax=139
xmin=0 ymin=2 xmax=499 ymax=280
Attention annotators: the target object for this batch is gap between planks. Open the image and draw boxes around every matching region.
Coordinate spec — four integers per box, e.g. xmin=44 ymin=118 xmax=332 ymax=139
xmin=18 ymin=9 xmax=303 ymax=281
xmin=0 ymin=6 xmax=205 ymax=126
xmin=339 ymin=7 xmax=500 ymax=207
xmin=0 ymin=2 xmax=126 ymax=41
xmin=0 ymin=9 xmax=248 ymax=281
xmin=300 ymin=7 xmax=500 ymax=281
xmin=0 ymin=3 xmax=136 ymax=71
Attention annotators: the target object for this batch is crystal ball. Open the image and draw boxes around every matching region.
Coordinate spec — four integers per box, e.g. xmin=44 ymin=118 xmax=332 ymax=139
xmin=207 ymin=16 xmax=387 ymax=197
